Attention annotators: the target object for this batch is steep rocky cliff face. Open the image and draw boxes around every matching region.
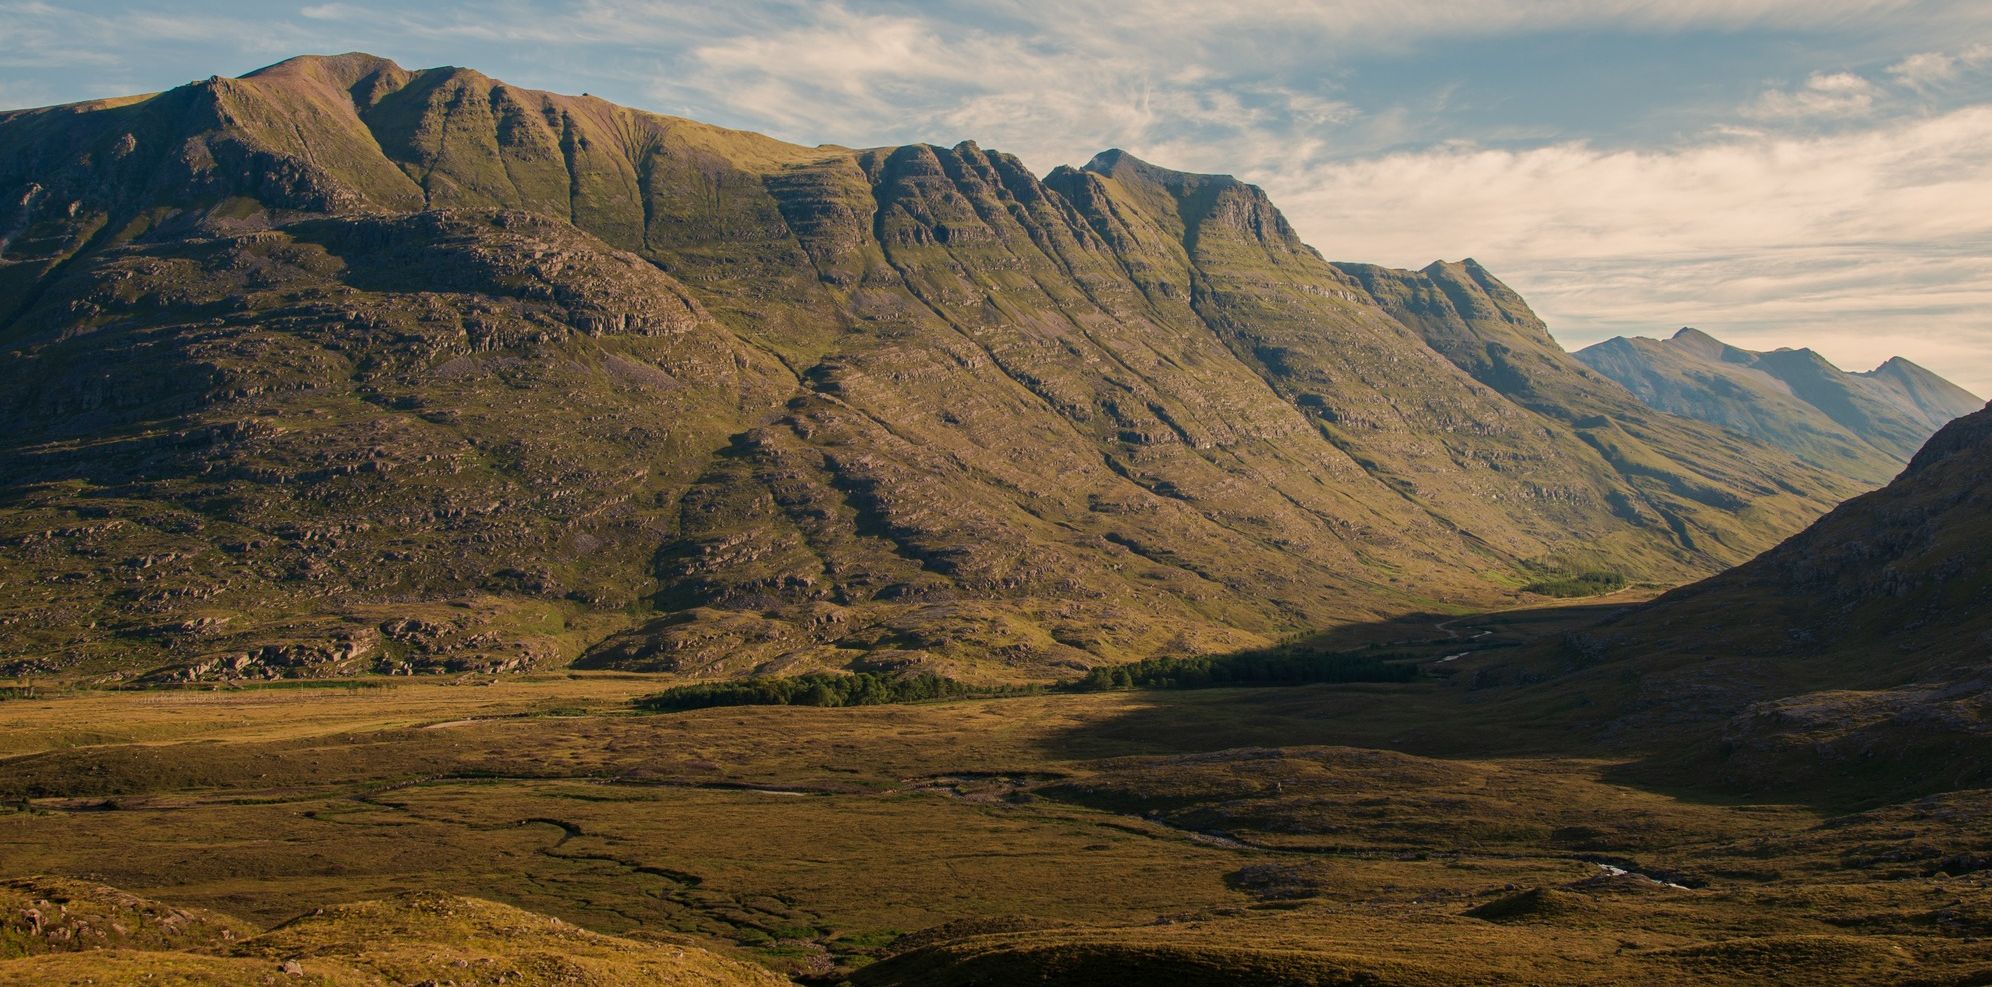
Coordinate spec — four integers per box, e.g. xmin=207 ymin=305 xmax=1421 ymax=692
xmin=0 ymin=54 xmax=1866 ymax=682
xmin=1575 ymin=327 xmax=1981 ymax=483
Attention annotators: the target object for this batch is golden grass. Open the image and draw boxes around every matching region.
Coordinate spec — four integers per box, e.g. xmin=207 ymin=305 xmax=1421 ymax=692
xmin=3 ymin=678 xmax=1989 ymax=982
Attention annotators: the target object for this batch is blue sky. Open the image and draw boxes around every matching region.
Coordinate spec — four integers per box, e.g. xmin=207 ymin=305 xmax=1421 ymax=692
xmin=4 ymin=1 xmax=1990 ymax=393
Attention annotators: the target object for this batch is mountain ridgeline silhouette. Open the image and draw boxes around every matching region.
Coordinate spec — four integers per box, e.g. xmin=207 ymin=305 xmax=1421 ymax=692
xmin=0 ymin=53 xmax=1968 ymax=683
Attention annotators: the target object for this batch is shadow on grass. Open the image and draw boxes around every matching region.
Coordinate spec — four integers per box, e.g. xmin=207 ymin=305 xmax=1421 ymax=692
xmin=1031 ymin=599 xmax=1645 ymax=763
xmin=1025 ymin=596 xmax=1964 ymax=813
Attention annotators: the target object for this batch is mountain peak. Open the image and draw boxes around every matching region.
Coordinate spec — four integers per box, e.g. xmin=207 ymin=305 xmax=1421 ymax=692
xmin=1082 ymin=148 xmax=1240 ymax=190
xmin=1666 ymin=326 xmax=1728 ymax=359
xmin=1869 ymin=355 xmax=1979 ymax=393
xmin=1870 ymin=354 xmax=1939 ymax=379
xmin=1417 ymin=257 xmax=1495 ymax=282
xmin=1071 ymin=147 xmax=1301 ymax=257
xmin=243 ymin=51 xmax=410 ymax=89
xmin=1083 ymin=147 xmax=1135 ymax=171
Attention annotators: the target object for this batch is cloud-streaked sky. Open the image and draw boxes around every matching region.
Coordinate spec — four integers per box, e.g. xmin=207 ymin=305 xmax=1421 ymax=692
xmin=4 ymin=1 xmax=1990 ymax=394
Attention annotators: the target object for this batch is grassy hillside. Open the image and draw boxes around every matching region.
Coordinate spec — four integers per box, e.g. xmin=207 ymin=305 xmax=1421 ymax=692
xmin=1 ymin=881 xmax=786 ymax=985
xmin=1 ymin=54 xmax=1864 ymax=684
xmin=1339 ymin=262 xmax=1853 ymax=560
xmin=1459 ymin=404 xmax=1992 ymax=800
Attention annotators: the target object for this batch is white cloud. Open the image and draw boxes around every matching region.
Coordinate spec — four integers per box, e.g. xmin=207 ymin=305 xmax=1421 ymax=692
xmin=1744 ymin=71 xmax=1881 ymax=119
xmin=0 ymin=1 xmax=323 ymax=74
xmin=1253 ymin=105 xmax=1992 ymax=394
xmin=299 ymin=4 xmax=363 ymax=20
xmin=1889 ymin=43 xmax=1992 ymax=91
xmin=984 ymin=0 xmax=1958 ymax=51
xmin=641 ymin=4 xmax=1369 ymax=170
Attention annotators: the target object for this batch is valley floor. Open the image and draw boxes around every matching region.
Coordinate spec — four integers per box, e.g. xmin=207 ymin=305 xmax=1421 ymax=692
xmin=3 ymin=641 xmax=1989 ymax=986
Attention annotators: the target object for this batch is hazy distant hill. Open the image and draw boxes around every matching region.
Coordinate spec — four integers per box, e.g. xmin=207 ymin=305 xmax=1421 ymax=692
xmin=0 ymin=53 xmax=1867 ymax=682
xmin=1576 ymin=327 xmax=1981 ymax=483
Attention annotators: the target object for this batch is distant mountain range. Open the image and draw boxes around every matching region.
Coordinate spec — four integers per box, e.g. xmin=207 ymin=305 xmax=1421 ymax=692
xmin=1577 ymin=327 xmax=1981 ymax=483
xmin=0 ymin=53 xmax=1971 ymax=683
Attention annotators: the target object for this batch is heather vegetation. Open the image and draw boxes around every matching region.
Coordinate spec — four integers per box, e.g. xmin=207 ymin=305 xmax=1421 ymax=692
xmin=3 ymin=635 xmax=1990 ymax=984
xmin=633 ymin=671 xmax=1024 ymax=711
xmin=1 ymin=51 xmax=1989 ymax=987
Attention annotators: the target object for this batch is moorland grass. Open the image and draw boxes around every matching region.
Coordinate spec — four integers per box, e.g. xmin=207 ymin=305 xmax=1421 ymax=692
xmin=3 ymin=671 xmax=1988 ymax=983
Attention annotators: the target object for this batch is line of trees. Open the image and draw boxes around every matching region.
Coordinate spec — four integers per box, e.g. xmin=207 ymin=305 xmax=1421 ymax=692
xmin=1520 ymin=570 xmax=1628 ymax=598
xmin=1068 ymin=647 xmax=1416 ymax=691
xmin=632 ymin=646 xmax=1417 ymax=713
xmin=633 ymin=671 xmax=1033 ymax=712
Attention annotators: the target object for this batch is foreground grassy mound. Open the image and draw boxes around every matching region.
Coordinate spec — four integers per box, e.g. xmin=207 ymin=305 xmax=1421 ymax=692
xmin=1 ymin=876 xmax=254 ymax=958
xmin=854 ymin=932 xmax=1456 ymax=987
xmin=238 ymin=891 xmax=787 ymax=986
xmin=851 ymin=912 xmax=1930 ymax=986
xmin=0 ymin=889 xmax=786 ymax=987
xmin=0 ymin=950 xmax=371 ymax=986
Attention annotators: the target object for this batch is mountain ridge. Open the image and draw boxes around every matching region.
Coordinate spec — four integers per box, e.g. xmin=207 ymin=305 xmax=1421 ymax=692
xmin=0 ymin=53 xmax=1871 ymax=683
xmin=1575 ymin=326 xmax=1981 ymax=483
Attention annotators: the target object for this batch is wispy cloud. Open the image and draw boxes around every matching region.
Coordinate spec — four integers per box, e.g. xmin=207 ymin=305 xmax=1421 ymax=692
xmin=1889 ymin=43 xmax=1992 ymax=91
xmin=1262 ymin=104 xmax=1992 ymax=391
xmin=298 ymin=3 xmax=364 ymax=20
xmin=1744 ymin=71 xmax=1881 ymax=119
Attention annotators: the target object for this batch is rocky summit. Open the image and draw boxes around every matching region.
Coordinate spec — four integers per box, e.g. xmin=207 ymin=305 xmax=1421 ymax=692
xmin=0 ymin=53 xmax=1939 ymax=685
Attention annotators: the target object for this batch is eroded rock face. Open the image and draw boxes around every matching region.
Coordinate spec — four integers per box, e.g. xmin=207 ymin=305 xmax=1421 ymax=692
xmin=0 ymin=55 xmax=1870 ymax=682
